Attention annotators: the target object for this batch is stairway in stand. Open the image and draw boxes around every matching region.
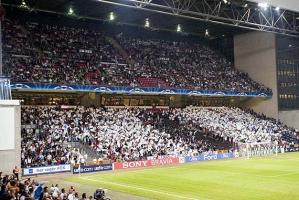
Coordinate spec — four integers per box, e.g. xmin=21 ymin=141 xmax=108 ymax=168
xmin=106 ymin=36 xmax=135 ymax=65
xmin=68 ymin=141 xmax=99 ymax=162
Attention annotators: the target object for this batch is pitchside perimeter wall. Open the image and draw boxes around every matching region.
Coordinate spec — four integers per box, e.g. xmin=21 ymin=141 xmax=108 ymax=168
xmin=0 ymin=100 xmax=21 ymax=174
xmin=234 ymin=31 xmax=279 ymax=119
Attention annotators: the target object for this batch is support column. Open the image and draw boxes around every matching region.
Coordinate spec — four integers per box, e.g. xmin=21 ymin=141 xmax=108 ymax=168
xmin=234 ymin=31 xmax=278 ymax=119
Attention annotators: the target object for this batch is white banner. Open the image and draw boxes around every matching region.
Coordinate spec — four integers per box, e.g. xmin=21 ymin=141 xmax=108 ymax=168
xmin=23 ymin=164 xmax=71 ymax=176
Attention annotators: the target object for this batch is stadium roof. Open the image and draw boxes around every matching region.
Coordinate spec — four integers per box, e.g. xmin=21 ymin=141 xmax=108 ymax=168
xmin=3 ymin=0 xmax=299 ymax=37
xmin=248 ymin=0 xmax=299 ymax=13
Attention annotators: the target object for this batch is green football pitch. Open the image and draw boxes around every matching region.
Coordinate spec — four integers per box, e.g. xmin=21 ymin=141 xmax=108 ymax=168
xmin=66 ymin=153 xmax=299 ymax=200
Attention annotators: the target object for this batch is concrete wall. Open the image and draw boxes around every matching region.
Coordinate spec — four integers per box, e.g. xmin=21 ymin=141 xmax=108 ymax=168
xmin=279 ymin=110 xmax=299 ymax=129
xmin=0 ymin=100 xmax=21 ymax=174
xmin=234 ymin=31 xmax=278 ymax=119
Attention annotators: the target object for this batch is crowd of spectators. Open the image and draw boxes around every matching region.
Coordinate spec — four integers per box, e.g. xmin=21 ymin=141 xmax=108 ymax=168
xmin=0 ymin=172 xmax=96 ymax=200
xmin=21 ymin=106 xmax=298 ymax=168
xmin=21 ymin=106 xmax=87 ymax=168
xmin=3 ymin=18 xmax=271 ymax=94
xmin=3 ymin=19 xmax=124 ymax=85
xmin=167 ymin=107 xmax=298 ymax=144
xmin=118 ymin=37 xmax=271 ymax=93
xmin=21 ymin=106 xmax=221 ymax=167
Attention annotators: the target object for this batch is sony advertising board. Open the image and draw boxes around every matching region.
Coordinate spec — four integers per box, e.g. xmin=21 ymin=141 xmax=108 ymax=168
xmin=114 ymin=157 xmax=184 ymax=170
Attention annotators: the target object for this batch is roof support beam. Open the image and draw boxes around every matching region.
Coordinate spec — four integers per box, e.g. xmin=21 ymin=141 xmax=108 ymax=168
xmin=95 ymin=0 xmax=299 ymax=37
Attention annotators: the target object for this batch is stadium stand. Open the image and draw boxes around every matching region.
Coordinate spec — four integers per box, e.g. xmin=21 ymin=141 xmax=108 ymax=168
xmin=118 ymin=37 xmax=271 ymax=93
xmin=20 ymin=106 xmax=297 ymax=168
xmin=2 ymin=1 xmax=299 ymax=199
xmin=3 ymin=19 xmax=124 ymax=85
xmin=2 ymin=18 xmax=271 ymax=94
xmin=21 ymin=106 xmax=229 ymax=167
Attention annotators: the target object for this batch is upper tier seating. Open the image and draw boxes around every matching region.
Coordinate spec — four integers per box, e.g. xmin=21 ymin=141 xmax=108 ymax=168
xmin=3 ymin=18 xmax=271 ymax=94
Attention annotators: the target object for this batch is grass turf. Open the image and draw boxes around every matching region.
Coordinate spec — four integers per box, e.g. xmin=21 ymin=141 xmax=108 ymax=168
xmin=66 ymin=153 xmax=299 ymax=200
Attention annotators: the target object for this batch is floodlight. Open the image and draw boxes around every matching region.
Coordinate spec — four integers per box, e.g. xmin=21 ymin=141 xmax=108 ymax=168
xmin=68 ymin=7 xmax=74 ymax=15
xmin=258 ymin=2 xmax=269 ymax=10
xmin=109 ymin=12 xmax=115 ymax=21
xmin=177 ymin=24 xmax=182 ymax=32
xmin=145 ymin=18 xmax=150 ymax=28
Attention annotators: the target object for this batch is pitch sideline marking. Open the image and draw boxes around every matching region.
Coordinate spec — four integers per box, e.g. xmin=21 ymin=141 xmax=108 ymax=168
xmin=80 ymin=177 xmax=203 ymax=200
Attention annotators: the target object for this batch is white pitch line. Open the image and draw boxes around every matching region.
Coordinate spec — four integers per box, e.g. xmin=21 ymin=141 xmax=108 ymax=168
xmin=80 ymin=177 xmax=202 ymax=200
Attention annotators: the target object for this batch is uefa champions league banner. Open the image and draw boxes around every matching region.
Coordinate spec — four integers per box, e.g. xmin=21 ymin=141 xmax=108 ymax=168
xmin=23 ymin=164 xmax=71 ymax=176
xmin=10 ymin=82 xmax=271 ymax=97
xmin=184 ymin=152 xmax=234 ymax=163
xmin=73 ymin=164 xmax=113 ymax=174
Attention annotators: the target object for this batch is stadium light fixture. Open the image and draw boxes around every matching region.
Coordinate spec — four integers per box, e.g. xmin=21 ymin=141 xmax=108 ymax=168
xmin=258 ymin=2 xmax=269 ymax=10
xmin=223 ymin=0 xmax=228 ymax=4
xmin=20 ymin=0 xmax=29 ymax=9
xmin=145 ymin=18 xmax=150 ymax=28
xmin=109 ymin=12 xmax=115 ymax=21
xmin=275 ymin=7 xmax=280 ymax=12
xmin=205 ymin=29 xmax=210 ymax=37
xmin=177 ymin=24 xmax=182 ymax=32
xmin=68 ymin=7 xmax=74 ymax=15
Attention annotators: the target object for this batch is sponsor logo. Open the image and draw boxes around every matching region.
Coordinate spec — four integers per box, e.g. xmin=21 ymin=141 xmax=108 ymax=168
xmin=150 ymin=157 xmax=174 ymax=166
xmin=160 ymin=89 xmax=175 ymax=94
xmin=23 ymin=164 xmax=71 ymax=176
xmin=123 ymin=160 xmax=148 ymax=169
xmin=11 ymin=83 xmax=31 ymax=89
xmin=94 ymin=87 xmax=112 ymax=92
xmin=114 ymin=157 xmax=180 ymax=170
xmin=73 ymin=164 xmax=113 ymax=174
xmin=185 ymin=153 xmax=234 ymax=163
xmin=53 ymin=85 xmax=74 ymax=90
xmin=129 ymin=88 xmax=146 ymax=93
xmin=203 ymin=154 xmax=218 ymax=160
xmin=188 ymin=91 xmax=202 ymax=95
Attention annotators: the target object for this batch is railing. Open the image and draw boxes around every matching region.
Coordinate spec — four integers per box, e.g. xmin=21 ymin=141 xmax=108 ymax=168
xmin=0 ymin=77 xmax=12 ymax=100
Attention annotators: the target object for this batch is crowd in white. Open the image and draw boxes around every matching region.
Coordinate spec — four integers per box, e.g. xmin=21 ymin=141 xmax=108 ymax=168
xmin=21 ymin=107 xmax=87 ymax=168
xmin=169 ymin=107 xmax=296 ymax=143
xmin=21 ymin=106 xmax=297 ymax=168
xmin=21 ymin=106 xmax=216 ymax=167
